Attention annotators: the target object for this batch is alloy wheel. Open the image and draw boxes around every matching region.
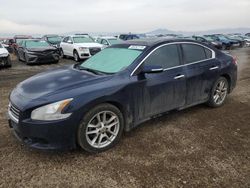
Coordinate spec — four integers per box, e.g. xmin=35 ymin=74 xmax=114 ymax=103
xmin=213 ymin=80 xmax=228 ymax=105
xmin=85 ymin=111 xmax=120 ymax=148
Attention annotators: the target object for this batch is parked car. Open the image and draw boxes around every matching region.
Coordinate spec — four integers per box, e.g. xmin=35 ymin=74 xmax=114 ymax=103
xmin=118 ymin=34 xmax=139 ymax=41
xmin=192 ymin=35 xmax=223 ymax=49
xmin=245 ymin=33 xmax=250 ymax=37
xmin=96 ymin=36 xmax=123 ymax=47
xmin=41 ymin=34 xmax=63 ymax=47
xmin=8 ymin=38 xmax=237 ymax=153
xmin=206 ymin=35 xmax=239 ymax=50
xmin=0 ymin=43 xmax=11 ymax=67
xmin=16 ymin=39 xmax=60 ymax=64
xmin=8 ymin=39 xmax=237 ymax=153
xmin=226 ymin=35 xmax=246 ymax=47
xmin=2 ymin=38 xmax=15 ymax=53
xmin=12 ymin=35 xmax=33 ymax=53
xmin=42 ymin=34 xmax=63 ymax=56
xmin=230 ymin=34 xmax=250 ymax=47
xmin=60 ymin=34 xmax=103 ymax=62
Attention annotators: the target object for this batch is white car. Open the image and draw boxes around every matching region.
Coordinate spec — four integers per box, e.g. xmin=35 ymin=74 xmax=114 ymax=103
xmin=96 ymin=36 xmax=123 ymax=48
xmin=0 ymin=43 xmax=11 ymax=67
xmin=60 ymin=35 xmax=103 ymax=61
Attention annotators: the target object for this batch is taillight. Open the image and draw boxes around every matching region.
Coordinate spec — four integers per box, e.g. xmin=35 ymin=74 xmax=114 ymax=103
xmin=232 ymin=56 xmax=238 ymax=65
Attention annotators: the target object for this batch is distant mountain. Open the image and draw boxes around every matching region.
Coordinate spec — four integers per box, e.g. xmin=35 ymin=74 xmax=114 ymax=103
xmin=146 ymin=27 xmax=250 ymax=36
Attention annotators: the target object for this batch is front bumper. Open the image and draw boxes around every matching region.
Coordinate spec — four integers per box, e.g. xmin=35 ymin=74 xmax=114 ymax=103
xmin=8 ymin=111 xmax=77 ymax=150
xmin=26 ymin=53 xmax=59 ymax=64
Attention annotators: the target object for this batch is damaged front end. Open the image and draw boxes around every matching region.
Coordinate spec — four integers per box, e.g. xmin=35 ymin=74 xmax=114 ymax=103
xmin=0 ymin=55 xmax=11 ymax=67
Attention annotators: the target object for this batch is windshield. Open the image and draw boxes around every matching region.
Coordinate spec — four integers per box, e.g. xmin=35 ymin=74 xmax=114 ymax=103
xmin=218 ymin=36 xmax=229 ymax=40
xmin=108 ymin=39 xmax=122 ymax=45
xmin=80 ymin=47 xmax=143 ymax=74
xmin=73 ymin=36 xmax=94 ymax=43
xmin=203 ymin=36 xmax=214 ymax=42
xmin=25 ymin=41 xmax=50 ymax=48
xmin=47 ymin=36 xmax=62 ymax=43
xmin=16 ymin=38 xmax=27 ymax=43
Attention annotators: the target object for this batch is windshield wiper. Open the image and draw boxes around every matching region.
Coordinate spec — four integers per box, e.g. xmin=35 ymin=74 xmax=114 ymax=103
xmin=74 ymin=64 xmax=103 ymax=75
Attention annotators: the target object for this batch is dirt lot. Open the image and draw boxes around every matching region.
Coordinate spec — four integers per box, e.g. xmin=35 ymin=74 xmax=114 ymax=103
xmin=0 ymin=49 xmax=250 ymax=188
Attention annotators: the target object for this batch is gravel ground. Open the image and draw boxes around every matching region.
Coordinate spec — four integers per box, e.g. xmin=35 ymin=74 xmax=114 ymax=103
xmin=0 ymin=49 xmax=250 ymax=188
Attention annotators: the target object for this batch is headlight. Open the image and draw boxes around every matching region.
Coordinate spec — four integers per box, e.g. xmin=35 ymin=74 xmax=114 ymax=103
xmin=31 ymin=98 xmax=73 ymax=121
xmin=79 ymin=47 xmax=89 ymax=52
xmin=0 ymin=53 xmax=8 ymax=57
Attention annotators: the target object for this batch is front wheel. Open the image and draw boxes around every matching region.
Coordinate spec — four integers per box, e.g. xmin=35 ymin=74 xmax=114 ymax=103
xmin=207 ymin=77 xmax=229 ymax=108
xmin=73 ymin=51 xmax=80 ymax=62
xmin=77 ymin=104 xmax=124 ymax=153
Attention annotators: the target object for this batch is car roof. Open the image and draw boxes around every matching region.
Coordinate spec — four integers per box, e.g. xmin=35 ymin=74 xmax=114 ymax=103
xmin=67 ymin=34 xmax=89 ymax=37
xmin=98 ymin=36 xmax=117 ymax=40
xmin=122 ymin=38 xmax=198 ymax=47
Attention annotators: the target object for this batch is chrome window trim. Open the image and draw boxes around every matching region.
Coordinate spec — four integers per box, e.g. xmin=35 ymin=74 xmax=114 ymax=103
xmin=130 ymin=42 xmax=216 ymax=76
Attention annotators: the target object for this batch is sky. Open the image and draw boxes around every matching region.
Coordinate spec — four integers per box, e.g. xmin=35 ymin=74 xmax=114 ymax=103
xmin=0 ymin=0 xmax=250 ymax=34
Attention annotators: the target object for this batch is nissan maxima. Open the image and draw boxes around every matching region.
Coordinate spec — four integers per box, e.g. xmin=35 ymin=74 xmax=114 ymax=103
xmin=16 ymin=39 xmax=60 ymax=64
xmin=8 ymin=38 xmax=237 ymax=153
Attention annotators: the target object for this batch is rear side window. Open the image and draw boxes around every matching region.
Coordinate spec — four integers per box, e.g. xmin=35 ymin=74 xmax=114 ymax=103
xmin=204 ymin=48 xmax=212 ymax=58
xmin=182 ymin=44 xmax=207 ymax=64
xmin=144 ymin=44 xmax=180 ymax=69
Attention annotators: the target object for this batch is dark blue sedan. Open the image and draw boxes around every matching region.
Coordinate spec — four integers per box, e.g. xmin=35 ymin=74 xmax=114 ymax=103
xmin=8 ymin=38 xmax=237 ymax=153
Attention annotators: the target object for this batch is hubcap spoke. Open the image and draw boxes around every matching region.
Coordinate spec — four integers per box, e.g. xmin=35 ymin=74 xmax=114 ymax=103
xmin=86 ymin=110 xmax=120 ymax=149
xmin=213 ymin=80 xmax=227 ymax=104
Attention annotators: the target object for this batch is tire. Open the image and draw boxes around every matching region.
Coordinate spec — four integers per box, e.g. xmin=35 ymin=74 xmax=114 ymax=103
xmin=207 ymin=77 xmax=229 ymax=108
xmin=73 ymin=50 xmax=80 ymax=62
xmin=222 ymin=44 xmax=226 ymax=50
xmin=60 ymin=49 xmax=65 ymax=58
xmin=77 ymin=103 xmax=124 ymax=153
xmin=6 ymin=56 xmax=12 ymax=67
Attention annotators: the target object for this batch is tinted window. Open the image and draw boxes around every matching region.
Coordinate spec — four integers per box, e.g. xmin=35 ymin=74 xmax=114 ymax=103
xmin=144 ymin=44 xmax=180 ymax=69
xmin=182 ymin=44 xmax=206 ymax=64
xmin=101 ymin=39 xmax=108 ymax=45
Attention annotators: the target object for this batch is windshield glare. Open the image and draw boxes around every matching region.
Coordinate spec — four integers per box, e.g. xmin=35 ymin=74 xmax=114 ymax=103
xmin=26 ymin=41 xmax=50 ymax=48
xmin=80 ymin=47 xmax=143 ymax=74
xmin=73 ymin=36 xmax=94 ymax=43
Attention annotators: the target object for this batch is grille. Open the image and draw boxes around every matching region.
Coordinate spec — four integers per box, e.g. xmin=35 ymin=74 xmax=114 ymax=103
xmin=89 ymin=48 xmax=101 ymax=56
xmin=8 ymin=103 xmax=20 ymax=123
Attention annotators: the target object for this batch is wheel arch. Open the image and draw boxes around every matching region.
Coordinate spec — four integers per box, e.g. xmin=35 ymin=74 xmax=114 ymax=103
xmin=220 ymin=74 xmax=231 ymax=93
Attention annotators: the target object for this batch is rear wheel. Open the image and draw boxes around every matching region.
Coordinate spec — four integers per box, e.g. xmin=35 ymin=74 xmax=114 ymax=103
xmin=77 ymin=104 xmax=124 ymax=153
xmin=207 ymin=77 xmax=229 ymax=107
xmin=222 ymin=44 xmax=226 ymax=50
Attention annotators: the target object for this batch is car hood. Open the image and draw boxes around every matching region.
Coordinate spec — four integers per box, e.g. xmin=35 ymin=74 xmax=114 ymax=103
xmin=74 ymin=43 xmax=103 ymax=48
xmin=0 ymin=47 xmax=9 ymax=55
xmin=14 ymin=66 xmax=111 ymax=100
xmin=27 ymin=46 xmax=57 ymax=52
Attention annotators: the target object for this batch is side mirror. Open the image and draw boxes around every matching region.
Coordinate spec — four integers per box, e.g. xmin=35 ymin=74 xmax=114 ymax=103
xmin=67 ymin=40 xmax=73 ymax=44
xmin=141 ymin=65 xmax=164 ymax=74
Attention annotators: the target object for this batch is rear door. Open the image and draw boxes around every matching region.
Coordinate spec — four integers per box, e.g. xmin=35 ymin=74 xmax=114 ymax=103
xmin=181 ymin=43 xmax=220 ymax=105
xmin=61 ymin=37 xmax=70 ymax=56
xmin=139 ymin=44 xmax=186 ymax=118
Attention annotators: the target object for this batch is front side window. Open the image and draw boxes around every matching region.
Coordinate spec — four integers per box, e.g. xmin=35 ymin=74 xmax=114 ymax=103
xmin=63 ymin=37 xmax=69 ymax=42
xmin=80 ymin=47 xmax=143 ymax=74
xmin=73 ymin=36 xmax=94 ymax=43
xmin=0 ymin=44 xmax=2 ymax=48
xmin=101 ymin=39 xmax=108 ymax=45
xmin=182 ymin=44 xmax=207 ymax=64
xmin=109 ymin=39 xmax=122 ymax=45
xmin=25 ymin=41 xmax=50 ymax=48
xmin=144 ymin=44 xmax=181 ymax=69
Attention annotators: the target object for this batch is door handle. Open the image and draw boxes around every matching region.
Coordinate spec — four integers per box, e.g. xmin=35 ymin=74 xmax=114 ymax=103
xmin=174 ymin=75 xmax=185 ymax=80
xmin=209 ymin=66 xmax=219 ymax=70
